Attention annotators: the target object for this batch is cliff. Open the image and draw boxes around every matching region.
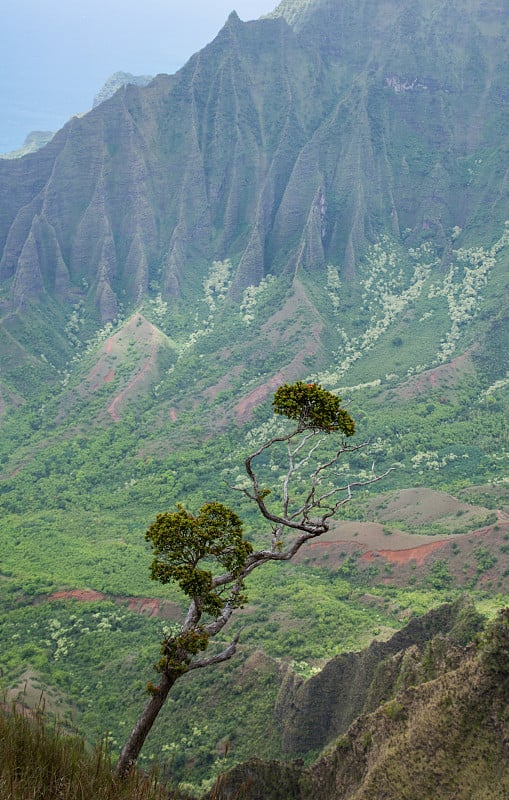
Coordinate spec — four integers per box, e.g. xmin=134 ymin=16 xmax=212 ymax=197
xmin=1 ymin=0 xmax=509 ymax=320
xmin=208 ymin=605 xmax=509 ymax=800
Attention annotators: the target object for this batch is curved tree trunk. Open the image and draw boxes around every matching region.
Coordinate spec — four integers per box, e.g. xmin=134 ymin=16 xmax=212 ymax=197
xmin=113 ymin=394 xmax=390 ymax=777
xmin=115 ymin=671 xmax=178 ymax=778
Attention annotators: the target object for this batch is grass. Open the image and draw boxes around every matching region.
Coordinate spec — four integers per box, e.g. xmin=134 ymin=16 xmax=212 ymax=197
xmin=0 ymin=701 xmax=170 ymax=800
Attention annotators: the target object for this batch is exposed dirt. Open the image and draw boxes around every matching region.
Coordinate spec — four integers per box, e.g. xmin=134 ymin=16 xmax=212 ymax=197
xmin=361 ymin=540 xmax=447 ymax=566
xmin=4 ymin=669 xmax=75 ymax=720
xmin=234 ymin=280 xmax=323 ymax=423
xmin=46 ymin=589 xmax=182 ymax=620
xmin=59 ymin=314 xmax=167 ymax=424
xmin=125 ymin=597 xmax=182 ymax=619
xmin=204 ymin=365 xmax=244 ymax=402
xmin=235 ymin=370 xmax=287 ymax=424
xmin=295 ymin=520 xmax=452 ymax=569
xmin=314 ymin=520 xmax=445 ymax=552
xmin=107 ymin=316 xmax=162 ymax=422
xmin=397 ymin=352 xmax=475 ymax=401
xmin=49 ymin=589 xmax=107 ymax=602
xmin=41 ymin=487 xmax=509 ymax=605
xmin=293 ymin=486 xmax=509 ymax=588
xmin=365 ymin=487 xmax=495 ymax=532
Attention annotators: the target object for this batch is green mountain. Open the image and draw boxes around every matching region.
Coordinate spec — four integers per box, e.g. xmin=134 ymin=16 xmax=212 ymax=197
xmin=0 ymin=0 xmax=508 ymax=792
xmin=211 ymin=604 xmax=509 ymax=800
xmin=2 ymin=0 xmax=509 ymax=322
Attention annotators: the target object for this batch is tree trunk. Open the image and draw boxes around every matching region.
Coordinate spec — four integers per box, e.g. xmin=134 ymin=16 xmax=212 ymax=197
xmin=115 ymin=671 xmax=178 ymax=778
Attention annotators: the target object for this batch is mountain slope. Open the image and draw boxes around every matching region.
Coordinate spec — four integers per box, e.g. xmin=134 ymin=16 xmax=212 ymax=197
xmin=208 ymin=606 xmax=509 ymax=800
xmin=0 ymin=1 xmax=508 ymax=790
xmin=1 ymin=0 xmax=509 ymax=327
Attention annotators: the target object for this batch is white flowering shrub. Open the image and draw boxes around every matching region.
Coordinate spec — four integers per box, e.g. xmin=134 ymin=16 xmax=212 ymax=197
xmin=240 ymin=274 xmax=275 ymax=324
xmin=64 ymin=301 xmax=86 ymax=347
xmin=44 ymin=610 xmax=126 ymax=660
xmin=326 ymin=264 xmax=341 ymax=312
xmin=203 ymin=259 xmax=232 ymax=311
xmin=311 ymin=222 xmax=509 ymax=389
xmin=148 ymin=293 xmax=168 ymax=324
xmin=411 ymin=450 xmax=461 ymax=473
xmin=483 ymin=374 xmax=509 ymax=398
xmin=430 ymin=224 xmax=509 ymax=363
xmin=314 ymin=237 xmax=437 ymax=386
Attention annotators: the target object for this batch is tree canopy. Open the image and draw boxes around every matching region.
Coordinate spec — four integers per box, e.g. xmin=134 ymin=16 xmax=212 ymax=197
xmin=273 ymin=381 xmax=355 ymax=435
xmin=146 ymin=502 xmax=252 ymax=617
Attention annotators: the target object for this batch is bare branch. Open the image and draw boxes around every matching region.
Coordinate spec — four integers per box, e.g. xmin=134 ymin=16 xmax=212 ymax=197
xmin=187 ymin=632 xmax=241 ymax=671
xmin=183 ymin=598 xmax=201 ymax=631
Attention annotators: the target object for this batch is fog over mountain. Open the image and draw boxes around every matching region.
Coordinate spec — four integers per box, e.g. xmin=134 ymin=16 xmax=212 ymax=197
xmin=1 ymin=0 xmax=274 ymax=154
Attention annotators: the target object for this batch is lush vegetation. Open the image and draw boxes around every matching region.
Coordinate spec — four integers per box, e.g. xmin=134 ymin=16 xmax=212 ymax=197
xmin=0 ymin=234 xmax=508 ymax=788
xmin=0 ymin=0 xmax=509 ymax=793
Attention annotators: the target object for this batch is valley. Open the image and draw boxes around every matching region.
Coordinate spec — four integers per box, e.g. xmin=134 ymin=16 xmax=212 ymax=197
xmin=1 ymin=0 xmax=509 ymax=796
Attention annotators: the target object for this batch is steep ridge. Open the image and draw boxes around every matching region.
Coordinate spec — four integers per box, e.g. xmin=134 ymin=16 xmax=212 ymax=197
xmin=276 ymin=598 xmax=483 ymax=754
xmin=1 ymin=0 xmax=509 ymax=325
xmin=0 ymin=3 xmax=508 ymax=789
xmin=207 ymin=603 xmax=509 ymax=800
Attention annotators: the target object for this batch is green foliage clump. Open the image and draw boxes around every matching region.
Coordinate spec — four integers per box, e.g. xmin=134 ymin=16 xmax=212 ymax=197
xmin=273 ymin=381 xmax=355 ymax=435
xmin=155 ymin=628 xmax=210 ymax=676
xmin=474 ymin=546 xmax=498 ymax=577
xmin=383 ymin=699 xmax=407 ymax=722
xmin=426 ymin=560 xmax=453 ymax=590
xmin=146 ymin=502 xmax=253 ymax=616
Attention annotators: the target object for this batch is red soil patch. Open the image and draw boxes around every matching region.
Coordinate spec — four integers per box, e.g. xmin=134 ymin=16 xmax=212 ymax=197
xmin=398 ymin=353 xmax=473 ymax=400
xmin=235 ymin=371 xmax=286 ymax=423
xmin=126 ymin=597 xmax=181 ymax=619
xmin=63 ymin=314 xmax=163 ymax=423
xmin=366 ymin=487 xmax=489 ymax=529
xmin=49 ymin=589 xmax=107 ymax=602
xmin=107 ymin=319 xmax=160 ymax=422
xmin=306 ymin=536 xmax=447 ymax=566
xmin=127 ymin=598 xmax=162 ymax=616
xmin=46 ymin=589 xmax=182 ymax=620
xmin=234 ymin=324 xmax=322 ymax=423
xmin=364 ymin=539 xmax=447 ymax=566
xmin=169 ymin=407 xmax=178 ymax=422
xmin=203 ymin=365 xmax=244 ymax=402
xmin=298 ymin=519 xmax=458 ymax=573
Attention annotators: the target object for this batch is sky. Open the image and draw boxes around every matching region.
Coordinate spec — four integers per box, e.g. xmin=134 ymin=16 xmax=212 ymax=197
xmin=1 ymin=0 xmax=278 ymax=154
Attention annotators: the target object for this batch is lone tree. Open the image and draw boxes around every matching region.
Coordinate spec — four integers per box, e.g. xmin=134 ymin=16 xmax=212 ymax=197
xmin=115 ymin=381 xmax=390 ymax=776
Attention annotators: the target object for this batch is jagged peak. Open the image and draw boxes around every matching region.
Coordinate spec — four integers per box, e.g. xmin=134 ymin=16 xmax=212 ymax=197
xmin=264 ymin=0 xmax=318 ymax=28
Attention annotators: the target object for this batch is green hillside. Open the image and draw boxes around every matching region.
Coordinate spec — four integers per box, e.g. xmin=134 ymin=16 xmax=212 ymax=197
xmin=0 ymin=0 xmax=508 ymax=793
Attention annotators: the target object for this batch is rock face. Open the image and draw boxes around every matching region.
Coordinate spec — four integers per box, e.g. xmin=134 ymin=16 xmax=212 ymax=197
xmin=1 ymin=131 xmax=55 ymax=160
xmin=207 ymin=601 xmax=507 ymax=800
xmin=277 ymin=598 xmax=483 ymax=754
xmin=1 ymin=0 xmax=509 ymax=319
